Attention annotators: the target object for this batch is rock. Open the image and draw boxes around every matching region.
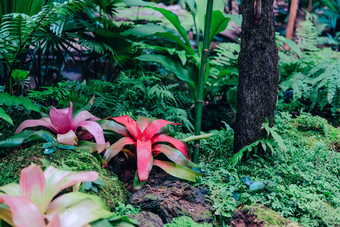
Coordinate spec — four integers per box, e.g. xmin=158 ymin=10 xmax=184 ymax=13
xmin=229 ymin=204 xmax=301 ymax=227
xmin=128 ymin=211 xmax=164 ymax=227
xmin=0 ymin=143 xmax=127 ymax=209
xmin=129 ymin=171 xmax=213 ymax=224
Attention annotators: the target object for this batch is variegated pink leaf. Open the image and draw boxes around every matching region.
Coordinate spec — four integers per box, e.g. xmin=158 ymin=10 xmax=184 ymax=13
xmin=43 ymin=166 xmax=98 ymax=211
xmin=0 ymin=183 xmax=20 ymax=196
xmin=103 ymin=137 xmax=134 ymax=162
xmin=153 ymin=144 xmax=193 ymax=168
xmin=0 ymin=195 xmax=46 ymax=227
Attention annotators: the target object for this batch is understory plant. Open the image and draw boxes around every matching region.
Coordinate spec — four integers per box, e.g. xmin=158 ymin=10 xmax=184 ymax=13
xmin=100 ymin=116 xmax=200 ymax=187
xmin=14 ymin=101 xmax=106 ymax=149
xmin=0 ymin=163 xmax=134 ymax=227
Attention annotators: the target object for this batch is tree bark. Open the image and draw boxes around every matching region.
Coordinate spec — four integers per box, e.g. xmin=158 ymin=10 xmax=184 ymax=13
xmin=233 ymin=0 xmax=279 ymax=153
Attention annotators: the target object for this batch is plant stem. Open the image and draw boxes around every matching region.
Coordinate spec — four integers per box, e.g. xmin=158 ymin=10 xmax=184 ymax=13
xmin=193 ymin=0 xmax=214 ymax=163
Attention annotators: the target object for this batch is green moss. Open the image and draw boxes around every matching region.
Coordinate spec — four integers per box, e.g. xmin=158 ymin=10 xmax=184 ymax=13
xmin=289 ymin=113 xmax=340 ymax=149
xmin=0 ymin=143 xmax=127 ymax=209
xmin=165 ymin=216 xmax=212 ymax=227
xmin=243 ymin=204 xmax=299 ymax=227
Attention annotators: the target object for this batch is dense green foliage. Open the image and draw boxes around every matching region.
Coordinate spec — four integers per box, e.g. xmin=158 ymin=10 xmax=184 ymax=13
xmin=196 ymin=113 xmax=339 ymax=226
xmin=0 ymin=0 xmax=340 ymax=226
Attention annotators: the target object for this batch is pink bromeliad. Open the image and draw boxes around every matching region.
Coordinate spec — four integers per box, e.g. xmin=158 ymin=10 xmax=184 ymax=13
xmin=101 ymin=116 xmax=199 ymax=184
xmin=15 ymin=102 xmax=106 ymax=147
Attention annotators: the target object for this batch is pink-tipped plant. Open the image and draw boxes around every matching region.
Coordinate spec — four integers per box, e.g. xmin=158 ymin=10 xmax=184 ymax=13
xmin=100 ymin=116 xmax=200 ymax=185
xmin=15 ymin=102 xmax=106 ymax=148
xmin=0 ymin=164 xmax=113 ymax=227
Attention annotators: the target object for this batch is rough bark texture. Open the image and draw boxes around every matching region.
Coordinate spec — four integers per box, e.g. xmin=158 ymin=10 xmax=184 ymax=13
xmin=234 ymin=0 xmax=279 ymax=153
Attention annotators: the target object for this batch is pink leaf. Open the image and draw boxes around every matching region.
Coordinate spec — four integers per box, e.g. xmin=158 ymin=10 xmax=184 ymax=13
xmin=0 ymin=195 xmax=46 ymax=227
xmin=142 ymin=119 xmax=179 ymax=141
xmin=152 ymin=134 xmax=188 ymax=158
xmin=58 ymin=102 xmax=73 ymax=123
xmin=77 ymin=121 xmax=105 ymax=144
xmin=19 ymin=164 xmax=46 ymax=213
xmin=15 ymin=118 xmax=57 ymax=134
xmin=136 ymin=116 xmax=152 ymax=133
xmin=57 ymin=130 xmax=78 ymax=146
xmin=47 ymin=214 xmax=60 ymax=227
xmin=43 ymin=166 xmax=98 ymax=209
xmin=71 ymin=110 xmax=100 ymax=131
xmin=113 ymin=116 xmax=141 ymax=140
xmin=49 ymin=106 xmax=72 ymax=134
xmin=136 ymin=140 xmax=152 ymax=182
xmin=103 ymin=137 xmax=134 ymax=163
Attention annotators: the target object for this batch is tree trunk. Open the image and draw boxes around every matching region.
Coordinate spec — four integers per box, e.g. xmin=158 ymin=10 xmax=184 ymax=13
xmin=233 ymin=0 xmax=279 ymax=153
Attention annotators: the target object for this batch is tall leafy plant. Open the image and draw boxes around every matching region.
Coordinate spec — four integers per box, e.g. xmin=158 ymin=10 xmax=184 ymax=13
xmin=122 ymin=0 xmax=230 ymax=162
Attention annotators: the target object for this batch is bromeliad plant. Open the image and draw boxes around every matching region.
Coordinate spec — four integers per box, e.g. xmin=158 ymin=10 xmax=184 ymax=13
xmin=100 ymin=116 xmax=200 ymax=186
xmin=14 ymin=101 xmax=106 ymax=149
xmin=0 ymin=164 xmax=113 ymax=227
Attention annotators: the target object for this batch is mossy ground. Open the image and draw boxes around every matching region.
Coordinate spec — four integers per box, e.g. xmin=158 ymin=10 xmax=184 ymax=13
xmin=243 ymin=204 xmax=300 ymax=227
xmin=288 ymin=113 xmax=340 ymax=150
xmin=0 ymin=143 xmax=127 ymax=209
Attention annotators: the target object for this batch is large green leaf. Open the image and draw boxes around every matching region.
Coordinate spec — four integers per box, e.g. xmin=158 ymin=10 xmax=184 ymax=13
xmin=0 ymin=130 xmax=55 ymax=148
xmin=153 ymin=160 xmax=201 ymax=182
xmin=209 ymin=11 xmax=230 ymax=44
xmin=136 ymin=54 xmax=195 ymax=88
xmin=145 ymin=6 xmax=191 ymax=47
xmin=0 ymin=107 xmax=13 ymax=125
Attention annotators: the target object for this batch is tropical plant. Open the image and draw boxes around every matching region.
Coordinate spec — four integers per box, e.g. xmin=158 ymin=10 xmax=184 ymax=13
xmin=14 ymin=101 xmax=106 ymax=148
xmin=0 ymin=0 xmax=132 ymax=92
xmin=0 ymin=163 xmax=115 ymax=226
xmin=122 ymin=0 xmax=230 ymax=162
xmin=100 ymin=116 xmax=200 ymax=187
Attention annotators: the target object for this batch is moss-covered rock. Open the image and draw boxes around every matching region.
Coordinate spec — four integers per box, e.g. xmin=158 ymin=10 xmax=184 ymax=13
xmin=0 ymin=143 xmax=127 ymax=209
xmin=229 ymin=204 xmax=301 ymax=227
xmin=165 ymin=216 xmax=213 ymax=227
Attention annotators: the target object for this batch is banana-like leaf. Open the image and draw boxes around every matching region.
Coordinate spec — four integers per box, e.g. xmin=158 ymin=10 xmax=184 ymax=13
xmin=136 ymin=54 xmax=195 ymax=88
xmin=145 ymin=6 xmax=191 ymax=47
xmin=153 ymin=160 xmax=201 ymax=182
